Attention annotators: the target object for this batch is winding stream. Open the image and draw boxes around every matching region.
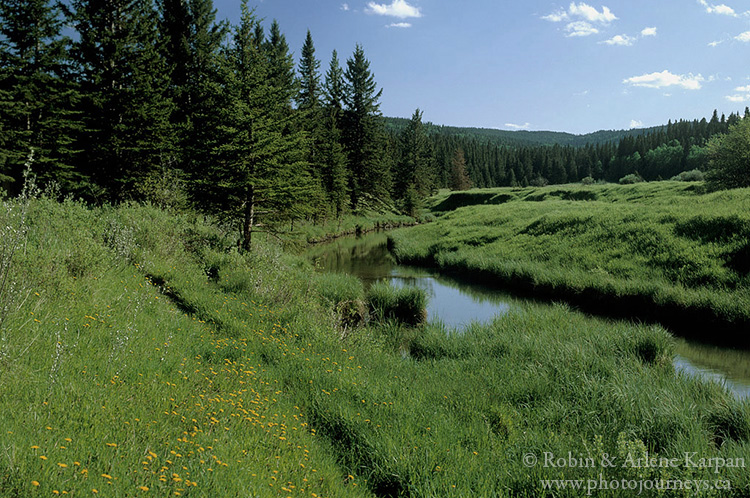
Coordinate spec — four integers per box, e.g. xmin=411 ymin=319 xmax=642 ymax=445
xmin=306 ymin=231 xmax=750 ymax=399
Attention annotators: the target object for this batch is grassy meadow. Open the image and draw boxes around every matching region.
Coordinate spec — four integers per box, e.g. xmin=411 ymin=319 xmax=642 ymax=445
xmin=390 ymin=182 xmax=750 ymax=343
xmin=1 ymin=186 xmax=749 ymax=497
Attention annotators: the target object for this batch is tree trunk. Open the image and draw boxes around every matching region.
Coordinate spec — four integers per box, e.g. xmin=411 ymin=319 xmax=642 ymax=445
xmin=242 ymin=185 xmax=255 ymax=252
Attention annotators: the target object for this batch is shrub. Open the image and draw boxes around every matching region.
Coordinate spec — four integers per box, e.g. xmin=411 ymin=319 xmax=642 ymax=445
xmin=367 ymin=281 xmax=427 ymax=326
xmin=580 ymin=176 xmax=595 ymax=185
xmin=619 ymin=173 xmax=644 ymax=185
xmin=671 ymin=169 xmax=705 ymax=182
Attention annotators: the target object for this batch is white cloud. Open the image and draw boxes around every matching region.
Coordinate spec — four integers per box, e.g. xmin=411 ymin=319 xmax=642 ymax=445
xmin=603 ymin=34 xmax=635 ymax=45
xmin=726 ymin=94 xmax=750 ymax=102
xmin=630 ymin=120 xmax=644 ymax=128
xmin=566 ymin=21 xmax=599 ymax=37
xmin=542 ymin=10 xmax=568 ymax=22
xmin=366 ymin=0 xmax=421 ymax=18
xmin=341 ymin=3 xmax=350 ymax=11
xmin=386 ymin=22 xmax=412 ymax=28
xmin=505 ymin=122 xmax=531 ymax=130
xmin=623 ymin=70 xmax=705 ymax=90
xmin=641 ymin=27 xmax=657 ymax=37
xmin=543 ymin=2 xmax=617 ymax=25
xmin=709 ymin=40 xmax=723 ymax=47
xmin=735 ymin=31 xmax=750 ymax=41
xmin=707 ymin=3 xmax=737 ymax=16
xmin=569 ymin=2 xmax=617 ymax=23
xmin=735 ymin=85 xmax=750 ymax=91
xmin=698 ymin=0 xmax=748 ymax=16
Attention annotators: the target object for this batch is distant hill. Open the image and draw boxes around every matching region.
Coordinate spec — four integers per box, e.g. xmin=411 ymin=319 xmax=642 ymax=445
xmin=383 ymin=116 xmax=664 ymax=148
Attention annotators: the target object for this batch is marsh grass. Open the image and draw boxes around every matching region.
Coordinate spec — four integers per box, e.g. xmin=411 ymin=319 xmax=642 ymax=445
xmin=366 ymin=281 xmax=427 ymax=326
xmin=392 ymin=182 xmax=750 ymax=340
xmin=0 ymin=193 xmax=748 ymax=497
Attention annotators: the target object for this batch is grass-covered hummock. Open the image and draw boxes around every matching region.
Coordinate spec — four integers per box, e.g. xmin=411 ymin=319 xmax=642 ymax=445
xmin=0 ymin=192 xmax=748 ymax=497
xmin=390 ymin=182 xmax=750 ymax=343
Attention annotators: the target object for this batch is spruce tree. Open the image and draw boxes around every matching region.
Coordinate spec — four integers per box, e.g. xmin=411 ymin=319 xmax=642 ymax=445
xmin=158 ymin=0 xmax=226 ymax=202
xmin=450 ymin=148 xmax=471 ymax=190
xmin=323 ymin=49 xmax=344 ymax=113
xmin=70 ymin=0 xmax=175 ymax=200
xmin=342 ymin=44 xmax=390 ymax=207
xmin=203 ymin=1 xmax=311 ymax=251
xmin=395 ymin=108 xmax=433 ymax=203
xmin=0 ymin=0 xmax=83 ymax=192
xmin=296 ymin=30 xmax=320 ymax=112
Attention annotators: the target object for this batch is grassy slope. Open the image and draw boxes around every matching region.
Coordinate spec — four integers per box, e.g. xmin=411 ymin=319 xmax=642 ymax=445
xmin=1 ymin=195 xmax=749 ymax=497
xmin=391 ymin=182 xmax=750 ymax=342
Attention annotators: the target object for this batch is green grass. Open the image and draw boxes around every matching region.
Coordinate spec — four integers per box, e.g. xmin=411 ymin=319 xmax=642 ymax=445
xmin=1 ymin=192 xmax=749 ymax=497
xmin=391 ymin=182 xmax=750 ymax=342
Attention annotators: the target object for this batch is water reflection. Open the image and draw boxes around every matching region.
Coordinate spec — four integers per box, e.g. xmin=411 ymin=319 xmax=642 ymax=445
xmin=306 ymin=231 xmax=750 ymax=399
xmin=674 ymin=339 xmax=750 ymax=398
xmin=307 ymin=231 xmax=514 ymax=329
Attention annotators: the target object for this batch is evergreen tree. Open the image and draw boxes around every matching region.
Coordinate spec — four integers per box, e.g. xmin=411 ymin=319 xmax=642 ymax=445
xmin=450 ymin=148 xmax=471 ymax=190
xmin=203 ymin=1 xmax=311 ymax=251
xmin=296 ymin=30 xmax=320 ymax=112
xmin=0 ymin=0 xmax=82 ymax=192
xmin=158 ymin=0 xmax=226 ymax=151
xmin=395 ymin=108 xmax=433 ymax=204
xmin=342 ymin=44 xmax=390 ymax=206
xmin=323 ymin=49 xmax=344 ymax=113
xmin=264 ymin=19 xmax=296 ymax=107
xmin=69 ymin=0 xmax=175 ymax=200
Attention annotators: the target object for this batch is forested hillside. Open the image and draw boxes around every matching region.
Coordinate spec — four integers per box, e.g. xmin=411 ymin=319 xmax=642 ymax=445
xmin=1 ymin=0 xmax=746 ymax=235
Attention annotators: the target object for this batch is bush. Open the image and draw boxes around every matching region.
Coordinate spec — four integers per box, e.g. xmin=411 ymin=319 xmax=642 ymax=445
xmin=671 ymin=169 xmax=705 ymax=182
xmin=619 ymin=173 xmax=644 ymax=185
xmin=580 ymin=176 xmax=595 ymax=185
xmin=367 ymin=281 xmax=427 ymax=326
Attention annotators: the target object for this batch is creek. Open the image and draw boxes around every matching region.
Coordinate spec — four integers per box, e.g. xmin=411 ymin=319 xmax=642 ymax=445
xmin=306 ymin=231 xmax=750 ymax=399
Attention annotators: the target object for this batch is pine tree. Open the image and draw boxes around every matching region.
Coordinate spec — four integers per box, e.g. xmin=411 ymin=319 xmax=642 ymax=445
xmin=70 ymin=0 xmax=175 ymax=200
xmin=202 ymin=1 xmax=311 ymax=251
xmin=0 ymin=0 xmax=83 ymax=192
xmin=342 ymin=44 xmax=390 ymax=207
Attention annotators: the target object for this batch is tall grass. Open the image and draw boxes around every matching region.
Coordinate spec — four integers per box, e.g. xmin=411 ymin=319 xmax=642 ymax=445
xmin=391 ymin=182 xmax=750 ymax=342
xmin=0 ymin=193 xmax=747 ymax=497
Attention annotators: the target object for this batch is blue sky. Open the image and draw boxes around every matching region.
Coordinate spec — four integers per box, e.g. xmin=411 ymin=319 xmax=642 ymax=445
xmin=213 ymin=0 xmax=750 ymax=134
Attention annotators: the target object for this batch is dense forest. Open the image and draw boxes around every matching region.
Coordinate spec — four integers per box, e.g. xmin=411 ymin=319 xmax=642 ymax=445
xmin=0 ymin=0 xmax=745 ymax=246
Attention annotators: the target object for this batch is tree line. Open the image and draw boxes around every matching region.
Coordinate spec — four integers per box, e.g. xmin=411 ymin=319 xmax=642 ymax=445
xmin=422 ymin=109 xmax=745 ymax=189
xmin=0 ymin=0 xmax=434 ymax=249
xmin=1 ymin=0 xmax=745 ymax=249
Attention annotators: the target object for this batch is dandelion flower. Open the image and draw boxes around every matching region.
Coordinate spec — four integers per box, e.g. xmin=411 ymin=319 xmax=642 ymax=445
xmin=32 ymin=481 xmax=40 ymax=486
xmin=139 ymin=486 xmax=149 ymax=491
xmin=39 ymin=456 xmax=48 ymax=460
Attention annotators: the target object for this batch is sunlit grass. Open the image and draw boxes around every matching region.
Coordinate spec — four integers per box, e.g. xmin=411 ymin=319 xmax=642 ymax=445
xmin=0 ymin=194 xmax=748 ymax=497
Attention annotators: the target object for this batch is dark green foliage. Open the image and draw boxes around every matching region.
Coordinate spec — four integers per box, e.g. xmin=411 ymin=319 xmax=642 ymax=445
xmin=707 ymin=117 xmax=750 ymax=190
xmin=200 ymin=1 xmax=312 ymax=251
xmin=69 ymin=0 xmax=176 ymax=200
xmin=341 ymin=44 xmax=391 ymax=207
xmin=0 ymin=0 xmax=84 ymax=192
xmin=158 ymin=0 xmax=227 ymax=175
xmin=296 ymin=30 xmax=321 ymax=113
xmin=394 ymin=108 xmax=433 ymax=209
